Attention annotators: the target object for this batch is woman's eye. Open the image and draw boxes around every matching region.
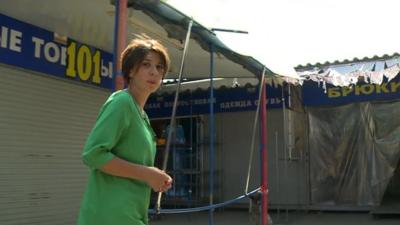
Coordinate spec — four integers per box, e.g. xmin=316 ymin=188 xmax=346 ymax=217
xmin=156 ymin=65 xmax=165 ymax=71
xmin=142 ymin=62 xmax=151 ymax=67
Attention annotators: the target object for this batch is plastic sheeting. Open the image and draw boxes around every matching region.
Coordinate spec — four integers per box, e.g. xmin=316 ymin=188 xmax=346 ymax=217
xmin=308 ymin=100 xmax=400 ymax=206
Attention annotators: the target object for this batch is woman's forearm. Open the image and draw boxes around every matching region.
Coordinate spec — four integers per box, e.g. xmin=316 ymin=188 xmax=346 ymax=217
xmin=99 ymin=157 xmax=172 ymax=192
xmin=100 ymin=157 xmax=150 ymax=181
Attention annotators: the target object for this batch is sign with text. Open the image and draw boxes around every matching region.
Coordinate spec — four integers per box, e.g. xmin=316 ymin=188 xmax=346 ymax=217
xmin=302 ymin=75 xmax=400 ymax=106
xmin=145 ymin=85 xmax=285 ymax=118
xmin=0 ymin=13 xmax=113 ymax=89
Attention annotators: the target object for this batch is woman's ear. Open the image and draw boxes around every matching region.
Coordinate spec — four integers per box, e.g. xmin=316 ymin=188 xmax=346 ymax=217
xmin=129 ymin=67 xmax=137 ymax=76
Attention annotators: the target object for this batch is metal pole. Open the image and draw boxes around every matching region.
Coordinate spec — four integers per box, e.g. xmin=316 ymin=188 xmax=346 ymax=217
xmin=211 ymin=28 xmax=249 ymax=34
xmin=282 ymin=84 xmax=289 ymax=221
xmin=156 ymin=20 xmax=194 ymax=212
xmin=260 ymin=75 xmax=268 ymax=225
xmin=112 ymin=0 xmax=127 ymax=91
xmin=208 ymin=43 xmax=215 ymax=225
xmin=189 ymin=98 xmax=194 ymax=208
xmin=275 ymin=131 xmax=280 ymax=221
xmin=245 ymin=67 xmax=266 ymax=194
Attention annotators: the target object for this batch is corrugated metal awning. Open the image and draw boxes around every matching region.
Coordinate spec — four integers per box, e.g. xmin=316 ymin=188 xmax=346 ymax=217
xmin=122 ymin=0 xmax=275 ymax=79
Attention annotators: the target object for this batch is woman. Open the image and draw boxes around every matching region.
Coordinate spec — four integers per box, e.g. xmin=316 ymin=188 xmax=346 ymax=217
xmin=78 ymin=38 xmax=173 ymax=225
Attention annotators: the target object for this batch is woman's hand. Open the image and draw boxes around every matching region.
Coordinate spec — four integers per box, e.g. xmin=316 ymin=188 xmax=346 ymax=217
xmin=145 ymin=167 xmax=173 ymax=192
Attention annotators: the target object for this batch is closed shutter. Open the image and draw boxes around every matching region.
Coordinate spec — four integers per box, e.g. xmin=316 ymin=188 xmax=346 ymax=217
xmin=0 ymin=64 xmax=110 ymax=225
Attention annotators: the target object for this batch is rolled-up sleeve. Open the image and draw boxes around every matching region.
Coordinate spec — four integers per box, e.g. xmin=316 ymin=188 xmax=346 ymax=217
xmin=82 ymin=94 xmax=130 ymax=169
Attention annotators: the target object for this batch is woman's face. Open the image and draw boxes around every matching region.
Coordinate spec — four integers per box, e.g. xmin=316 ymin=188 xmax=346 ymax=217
xmin=129 ymin=51 xmax=165 ymax=94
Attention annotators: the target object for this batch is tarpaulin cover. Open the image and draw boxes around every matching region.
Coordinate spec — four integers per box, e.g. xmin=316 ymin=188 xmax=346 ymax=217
xmin=308 ymin=100 xmax=400 ymax=206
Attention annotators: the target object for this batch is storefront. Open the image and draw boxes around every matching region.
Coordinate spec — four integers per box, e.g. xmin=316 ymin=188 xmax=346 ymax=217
xmin=0 ymin=13 xmax=112 ymax=224
xmin=145 ymin=84 xmax=307 ymax=208
xmin=295 ymin=59 xmax=400 ymax=212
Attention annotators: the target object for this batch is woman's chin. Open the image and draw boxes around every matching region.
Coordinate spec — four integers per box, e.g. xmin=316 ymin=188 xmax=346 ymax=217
xmin=149 ymin=86 xmax=160 ymax=93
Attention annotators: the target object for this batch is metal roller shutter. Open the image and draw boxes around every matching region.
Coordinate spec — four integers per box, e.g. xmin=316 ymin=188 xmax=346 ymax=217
xmin=0 ymin=64 xmax=110 ymax=225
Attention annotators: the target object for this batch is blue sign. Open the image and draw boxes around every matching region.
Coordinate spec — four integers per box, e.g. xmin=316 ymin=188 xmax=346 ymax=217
xmin=145 ymin=85 xmax=285 ymax=118
xmin=0 ymin=13 xmax=113 ymax=89
xmin=302 ymin=75 xmax=400 ymax=106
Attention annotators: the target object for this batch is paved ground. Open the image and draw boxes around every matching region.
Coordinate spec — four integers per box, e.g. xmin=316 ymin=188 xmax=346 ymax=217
xmin=150 ymin=209 xmax=400 ymax=225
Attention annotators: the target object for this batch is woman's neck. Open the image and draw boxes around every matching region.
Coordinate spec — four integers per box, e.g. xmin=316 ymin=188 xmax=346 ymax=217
xmin=127 ymin=87 xmax=149 ymax=109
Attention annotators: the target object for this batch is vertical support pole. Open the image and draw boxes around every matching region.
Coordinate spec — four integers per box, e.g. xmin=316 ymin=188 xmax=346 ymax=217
xmin=112 ymin=0 xmax=127 ymax=91
xmin=208 ymin=43 xmax=215 ymax=225
xmin=155 ymin=20 xmax=193 ymax=213
xmin=281 ymin=83 xmax=289 ymax=221
xmin=245 ymin=68 xmax=265 ymax=194
xmin=260 ymin=78 xmax=268 ymax=225
xmin=275 ymin=131 xmax=280 ymax=221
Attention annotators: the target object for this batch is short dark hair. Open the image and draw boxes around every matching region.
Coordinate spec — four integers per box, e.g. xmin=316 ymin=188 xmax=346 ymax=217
xmin=120 ymin=38 xmax=170 ymax=83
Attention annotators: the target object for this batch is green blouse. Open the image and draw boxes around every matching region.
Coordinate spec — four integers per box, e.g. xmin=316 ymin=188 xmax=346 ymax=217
xmin=78 ymin=90 xmax=156 ymax=225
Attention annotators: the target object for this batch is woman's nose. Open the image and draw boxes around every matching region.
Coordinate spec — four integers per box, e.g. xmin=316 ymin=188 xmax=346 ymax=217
xmin=150 ymin=65 xmax=158 ymax=75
